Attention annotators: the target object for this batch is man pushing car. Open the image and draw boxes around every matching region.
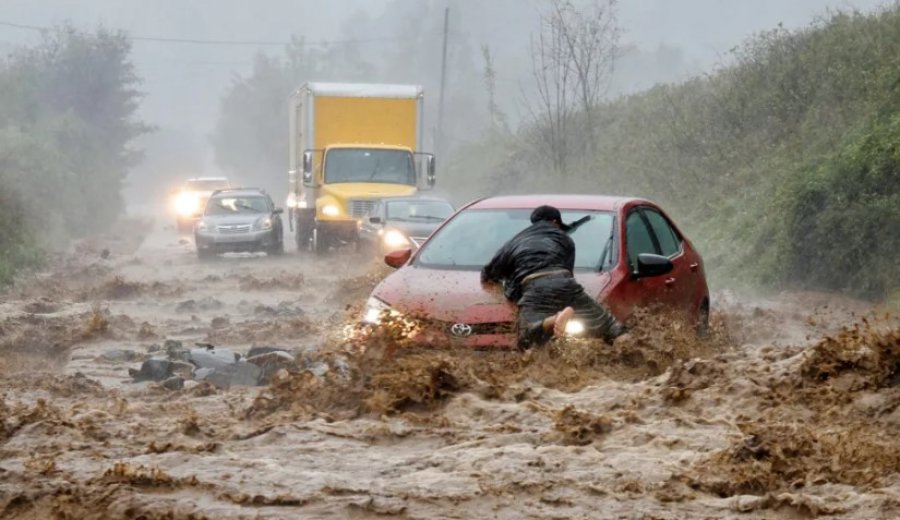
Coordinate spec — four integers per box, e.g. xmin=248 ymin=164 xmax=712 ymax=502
xmin=481 ymin=205 xmax=628 ymax=350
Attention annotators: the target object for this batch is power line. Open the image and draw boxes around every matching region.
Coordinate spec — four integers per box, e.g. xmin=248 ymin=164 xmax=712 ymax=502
xmin=0 ymin=20 xmax=406 ymax=47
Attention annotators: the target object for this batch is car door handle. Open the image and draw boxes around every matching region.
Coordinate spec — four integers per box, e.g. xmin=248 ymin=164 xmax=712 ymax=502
xmin=689 ymin=262 xmax=699 ymax=272
xmin=665 ymin=277 xmax=676 ymax=285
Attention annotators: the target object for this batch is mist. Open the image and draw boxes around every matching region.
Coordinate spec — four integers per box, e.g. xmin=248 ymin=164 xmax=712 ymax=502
xmin=1 ymin=0 xmax=890 ymax=211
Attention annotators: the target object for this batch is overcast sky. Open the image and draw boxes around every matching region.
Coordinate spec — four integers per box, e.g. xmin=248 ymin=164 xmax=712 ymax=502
xmin=0 ymin=0 xmax=892 ymax=202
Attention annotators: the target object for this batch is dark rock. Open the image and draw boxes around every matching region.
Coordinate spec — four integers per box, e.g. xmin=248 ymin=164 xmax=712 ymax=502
xmin=203 ymin=362 xmax=262 ymax=389
xmin=246 ymin=351 xmax=295 ymax=384
xmin=129 ymin=358 xmax=174 ymax=382
xmin=162 ymin=376 xmax=184 ymax=391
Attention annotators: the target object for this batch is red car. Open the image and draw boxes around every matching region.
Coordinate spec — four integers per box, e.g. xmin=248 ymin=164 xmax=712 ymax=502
xmin=363 ymin=195 xmax=709 ymax=348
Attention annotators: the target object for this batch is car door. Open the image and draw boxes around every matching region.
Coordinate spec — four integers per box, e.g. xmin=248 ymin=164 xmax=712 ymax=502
xmin=640 ymin=207 xmax=692 ymax=310
xmin=609 ymin=208 xmax=671 ymax=318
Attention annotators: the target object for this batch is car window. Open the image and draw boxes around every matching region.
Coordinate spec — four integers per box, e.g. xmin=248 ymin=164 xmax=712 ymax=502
xmin=386 ymin=200 xmax=454 ymax=222
xmin=626 ymin=210 xmax=658 ymax=267
xmin=415 ymin=208 xmax=614 ymax=270
xmin=205 ymin=196 xmax=269 ymax=215
xmin=642 ymin=208 xmax=681 ymax=257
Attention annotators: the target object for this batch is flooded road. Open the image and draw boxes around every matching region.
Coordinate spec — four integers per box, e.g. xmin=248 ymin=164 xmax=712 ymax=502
xmin=1 ymin=219 xmax=898 ymax=519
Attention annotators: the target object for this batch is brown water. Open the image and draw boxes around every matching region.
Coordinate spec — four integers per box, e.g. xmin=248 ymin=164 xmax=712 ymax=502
xmin=1 ymin=218 xmax=897 ymax=519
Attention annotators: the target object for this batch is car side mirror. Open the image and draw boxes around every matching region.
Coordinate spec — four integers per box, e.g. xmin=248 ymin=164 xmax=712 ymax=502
xmin=273 ymin=207 xmax=284 ymax=215
xmin=633 ymin=253 xmax=673 ymax=279
xmin=384 ymin=248 xmax=412 ymax=269
xmin=369 ymin=216 xmax=383 ymax=224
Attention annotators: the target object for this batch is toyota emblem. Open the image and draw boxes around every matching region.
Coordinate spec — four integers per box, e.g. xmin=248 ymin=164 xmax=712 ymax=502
xmin=450 ymin=323 xmax=473 ymax=337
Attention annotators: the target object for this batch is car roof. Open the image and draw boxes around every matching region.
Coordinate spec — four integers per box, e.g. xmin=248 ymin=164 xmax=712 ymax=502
xmin=467 ymin=194 xmax=651 ymax=212
xmin=210 ymin=188 xmax=267 ymax=198
xmin=379 ymin=196 xmax=453 ymax=204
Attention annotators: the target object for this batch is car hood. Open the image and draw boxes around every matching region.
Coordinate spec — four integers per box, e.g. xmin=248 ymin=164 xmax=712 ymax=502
xmin=202 ymin=214 xmax=266 ymax=226
xmin=385 ymin=221 xmax=442 ymax=239
xmin=373 ymin=266 xmax=611 ymax=324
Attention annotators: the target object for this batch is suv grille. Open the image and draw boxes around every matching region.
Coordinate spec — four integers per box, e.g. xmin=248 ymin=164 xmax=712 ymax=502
xmin=348 ymin=199 xmax=375 ymax=219
xmin=217 ymin=224 xmax=252 ymax=234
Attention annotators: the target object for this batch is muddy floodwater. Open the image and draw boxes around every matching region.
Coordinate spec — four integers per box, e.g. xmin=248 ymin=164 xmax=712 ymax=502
xmin=1 ymin=219 xmax=898 ymax=519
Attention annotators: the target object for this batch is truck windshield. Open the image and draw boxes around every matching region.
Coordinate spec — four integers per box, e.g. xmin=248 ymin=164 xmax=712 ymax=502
xmin=324 ymin=148 xmax=415 ymax=185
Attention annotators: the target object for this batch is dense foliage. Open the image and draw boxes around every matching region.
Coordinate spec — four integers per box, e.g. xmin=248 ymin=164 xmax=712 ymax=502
xmin=449 ymin=7 xmax=900 ymax=299
xmin=0 ymin=27 xmax=147 ymax=284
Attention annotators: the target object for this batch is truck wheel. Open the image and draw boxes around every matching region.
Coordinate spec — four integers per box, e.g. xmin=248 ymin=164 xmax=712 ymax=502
xmin=312 ymin=228 xmax=329 ymax=255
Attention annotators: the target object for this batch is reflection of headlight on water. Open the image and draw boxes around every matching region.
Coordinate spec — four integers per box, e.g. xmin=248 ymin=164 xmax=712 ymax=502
xmin=565 ymin=319 xmax=585 ymax=336
xmin=382 ymin=229 xmax=410 ymax=249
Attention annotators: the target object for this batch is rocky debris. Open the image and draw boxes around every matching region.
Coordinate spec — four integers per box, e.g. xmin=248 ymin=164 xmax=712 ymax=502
xmin=251 ymin=301 xmax=305 ymax=318
xmin=98 ymin=349 xmax=142 ymax=363
xmin=188 ymin=346 xmax=239 ymax=370
xmin=162 ymin=376 xmax=185 ymax=391
xmin=210 ymin=316 xmax=230 ymax=329
xmin=128 ymin=359 xmax=194 ymax=382
xmin=199 ymin=361 xmax=262 ymax=389
xmin=247 ymin=350 xmax=296 ymax=384
xmin=174 ymin=297 xmax=224 ymax=313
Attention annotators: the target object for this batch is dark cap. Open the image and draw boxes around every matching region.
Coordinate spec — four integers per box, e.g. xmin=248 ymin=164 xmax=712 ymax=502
xmin=530 ymin=205 xmax=570 ymax=231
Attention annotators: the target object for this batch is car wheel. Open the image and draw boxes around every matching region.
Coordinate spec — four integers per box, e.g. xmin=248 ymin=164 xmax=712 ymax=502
xmin=696 ymin=300 xmax=710 ymax=338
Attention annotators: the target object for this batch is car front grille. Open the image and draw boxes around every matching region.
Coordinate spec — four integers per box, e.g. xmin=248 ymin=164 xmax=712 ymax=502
xmin=348 ymin=199 xmax=375 ymax=219
xmin=216 ymin=224 xmax=252 ymax=234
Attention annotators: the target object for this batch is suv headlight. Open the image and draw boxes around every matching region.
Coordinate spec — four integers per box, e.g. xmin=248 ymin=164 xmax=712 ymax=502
xmin=255 ymin=216 xmax=273 ymax=230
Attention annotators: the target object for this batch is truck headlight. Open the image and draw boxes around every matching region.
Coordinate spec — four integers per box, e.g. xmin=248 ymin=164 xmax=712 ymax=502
xmin=383 ymin=229 xmax=410 ymax=249
xmin=322 ymin=204 xmax=340 ymax=217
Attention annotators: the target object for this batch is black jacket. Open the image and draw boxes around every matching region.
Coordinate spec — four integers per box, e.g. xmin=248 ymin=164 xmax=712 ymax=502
xmin=481 ymin=221 xmax=575 ymax=301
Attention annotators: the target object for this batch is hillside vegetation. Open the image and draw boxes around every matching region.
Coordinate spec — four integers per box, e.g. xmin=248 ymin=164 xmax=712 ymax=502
xmin=449 ymin=7 xmax=900 ymax=299
xmin=0 ymin=27 xmax=147 ymax=284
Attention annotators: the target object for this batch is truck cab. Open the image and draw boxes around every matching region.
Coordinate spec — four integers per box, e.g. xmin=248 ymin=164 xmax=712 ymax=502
xmin=286 ymin=82 xmax=435 ymax=254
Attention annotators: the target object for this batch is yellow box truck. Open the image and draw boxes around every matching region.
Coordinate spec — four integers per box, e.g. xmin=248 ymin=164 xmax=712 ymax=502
xmin=286 ymin=82 xmax=435 ymax=254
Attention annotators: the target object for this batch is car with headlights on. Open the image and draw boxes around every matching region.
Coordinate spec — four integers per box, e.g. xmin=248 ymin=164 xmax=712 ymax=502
xmin=172 ymin=177 xmax=231 ymax=233
xmin=357 ymin=196 xmax=455 ymax=255
xmin=194 ymin=188 xmax=284 ymax=259
xmin=362 ymin=194 xmax=709 ymax=348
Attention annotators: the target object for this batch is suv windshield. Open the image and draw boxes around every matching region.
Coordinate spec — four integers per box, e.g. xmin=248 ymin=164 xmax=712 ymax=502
xmin=416 ymin=209 xmax=615 ymax=270
xmin=185 ymin=180 xmax=229 ymax=191
xmin=387 ymin=200 xmax=453 ymax=222
xmin=205 ymin=196 xmax=269 ymax=216
xmin=324 ymin=148 xmax=415 ymax=185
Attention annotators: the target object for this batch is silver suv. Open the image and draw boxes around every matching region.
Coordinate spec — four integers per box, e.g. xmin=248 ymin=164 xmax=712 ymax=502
xmin=194 ymin=189 xmax=284 ymax=259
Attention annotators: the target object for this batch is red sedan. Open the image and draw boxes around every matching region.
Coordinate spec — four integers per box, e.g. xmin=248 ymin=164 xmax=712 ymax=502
xmin=363 ymin=195 xmax=709 ymax=348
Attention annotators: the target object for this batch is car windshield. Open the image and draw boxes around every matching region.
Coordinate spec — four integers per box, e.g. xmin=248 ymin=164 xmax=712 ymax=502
xmin=324 ymin=148 xmax=415 ymax=185
xmin=416 ymin=208 xmax=615 ymax=270
xmin=205 ymin=196 xmax=269 ymax=216
xmin=185 ymin=180 xmax=229 ymax=191
xmin=386 ymin=200 xmax=454 ymax=222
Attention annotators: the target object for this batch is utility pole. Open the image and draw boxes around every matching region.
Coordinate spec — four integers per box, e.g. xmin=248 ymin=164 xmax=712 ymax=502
xmin=437 ymin=6 xmax=449 ymax=157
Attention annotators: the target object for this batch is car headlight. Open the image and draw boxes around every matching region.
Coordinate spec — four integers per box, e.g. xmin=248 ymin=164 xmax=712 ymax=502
xmin=255 ymin=217 xmax=273 ymax=230
xmin=362 ymin=296 xmax=398 ymax=324
xmin=174 ymin=193 xmax=199 ymax=216
xmin=382 ymin=229 xmax=410 ymax=249
xmin=565 ymin=319 xmax=585 ymax=336
xmin=196 ymin=220 xmax=209 ymax=232
xmin=321 ymin=204 xmax=340 ymax=217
